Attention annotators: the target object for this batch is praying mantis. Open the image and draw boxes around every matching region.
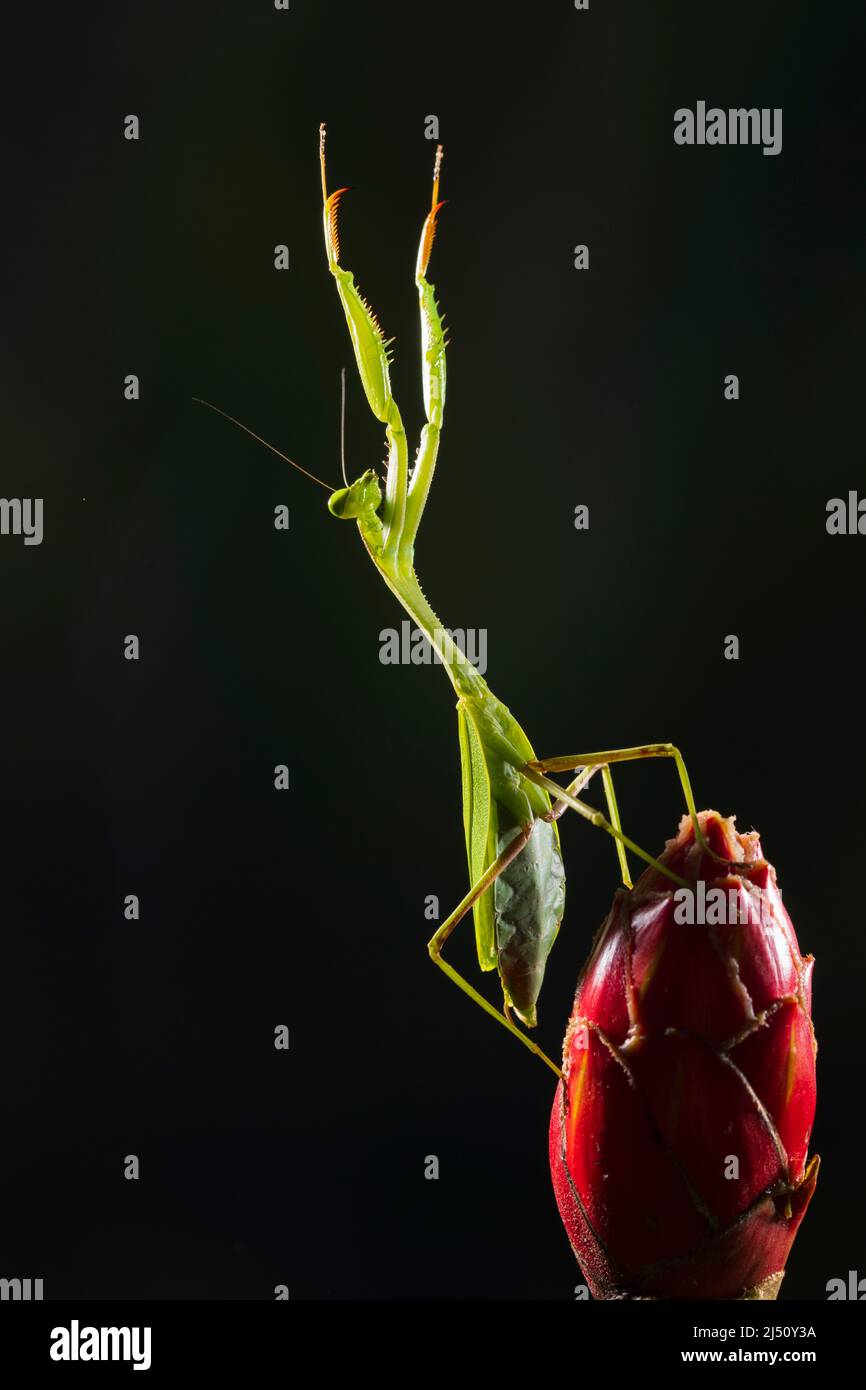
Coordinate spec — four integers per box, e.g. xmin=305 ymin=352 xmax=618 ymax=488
xmin=197 ymin=126 xmax=711 ymax=1079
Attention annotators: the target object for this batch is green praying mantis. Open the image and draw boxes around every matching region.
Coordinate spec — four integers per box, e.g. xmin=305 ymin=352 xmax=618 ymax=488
xmin=197 ymin=126 xmax=711 ymax=1079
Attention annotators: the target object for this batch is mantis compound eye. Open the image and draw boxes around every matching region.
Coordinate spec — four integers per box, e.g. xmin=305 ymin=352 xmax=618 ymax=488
xmin=327 ymin=486 xmax=354 ymax=518
xmin=327 ymin=470 xmax=381 ymax=519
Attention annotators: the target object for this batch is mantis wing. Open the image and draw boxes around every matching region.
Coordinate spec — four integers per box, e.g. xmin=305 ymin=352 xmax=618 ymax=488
xmin=457 ymin=704 xmax=499 ymax=973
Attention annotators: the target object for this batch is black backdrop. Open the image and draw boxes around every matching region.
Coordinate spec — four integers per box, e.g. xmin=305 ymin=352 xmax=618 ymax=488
xmin=1 ymin=1 xmax=863 ymax=1299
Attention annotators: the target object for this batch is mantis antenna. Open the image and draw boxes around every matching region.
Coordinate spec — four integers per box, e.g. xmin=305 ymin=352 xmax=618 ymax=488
xmin=192 ymin=397 xmax=339 ymax=492
xmin=340 ymin=367 xmax=349 ymax=488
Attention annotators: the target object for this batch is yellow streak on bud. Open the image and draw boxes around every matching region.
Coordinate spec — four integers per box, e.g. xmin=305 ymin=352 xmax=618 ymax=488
xmin=637 ymin=934 xmax=668 ymax=1000
xmin=784 ymin=1014 xmax=798 ymax=1107
xmin=566 ymin=1047 xmax=591 ymax=1153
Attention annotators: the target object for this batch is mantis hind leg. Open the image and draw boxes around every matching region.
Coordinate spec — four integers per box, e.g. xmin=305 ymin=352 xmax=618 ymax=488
xmin=527 ymin=742 xmax=711 ymax=889
xmin=427 ymin=822 xmax=564 ymax=1079
xmin=530 ymin=744 xmax=702 ymax=834
xmin=532 ymin=744 xmax=705 ymax=843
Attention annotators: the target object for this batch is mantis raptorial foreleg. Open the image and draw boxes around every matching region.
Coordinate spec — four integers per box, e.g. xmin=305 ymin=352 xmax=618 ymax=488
xmin=401 ymin=143 xmax=445 ymax=563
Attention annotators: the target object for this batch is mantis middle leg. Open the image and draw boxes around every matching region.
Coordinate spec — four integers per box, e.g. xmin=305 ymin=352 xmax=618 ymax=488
xmin=427 ymin=821 xmax=566 ymax=1077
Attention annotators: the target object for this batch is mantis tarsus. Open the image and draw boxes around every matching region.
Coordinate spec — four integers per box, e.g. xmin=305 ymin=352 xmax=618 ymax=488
xmin=198 ymin=125 xmax=711 ymax=1080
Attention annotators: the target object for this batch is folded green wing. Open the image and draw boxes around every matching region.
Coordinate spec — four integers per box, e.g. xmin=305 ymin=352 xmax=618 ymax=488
xmin=457 ymin=704 xmax=499 ymax=973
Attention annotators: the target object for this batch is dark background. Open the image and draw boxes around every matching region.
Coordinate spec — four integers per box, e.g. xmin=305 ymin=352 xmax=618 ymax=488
xmin=1 ymin=1 xmax=863 ymax=1299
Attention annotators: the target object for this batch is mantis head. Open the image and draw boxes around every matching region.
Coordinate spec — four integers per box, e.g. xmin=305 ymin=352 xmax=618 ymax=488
xmin=327 ymin=469 xmax=382 ymax=520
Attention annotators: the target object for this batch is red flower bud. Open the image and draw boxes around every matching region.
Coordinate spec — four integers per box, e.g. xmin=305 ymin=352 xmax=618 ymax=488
xmin=550 ymin=810 xmax=818 ymax=1300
